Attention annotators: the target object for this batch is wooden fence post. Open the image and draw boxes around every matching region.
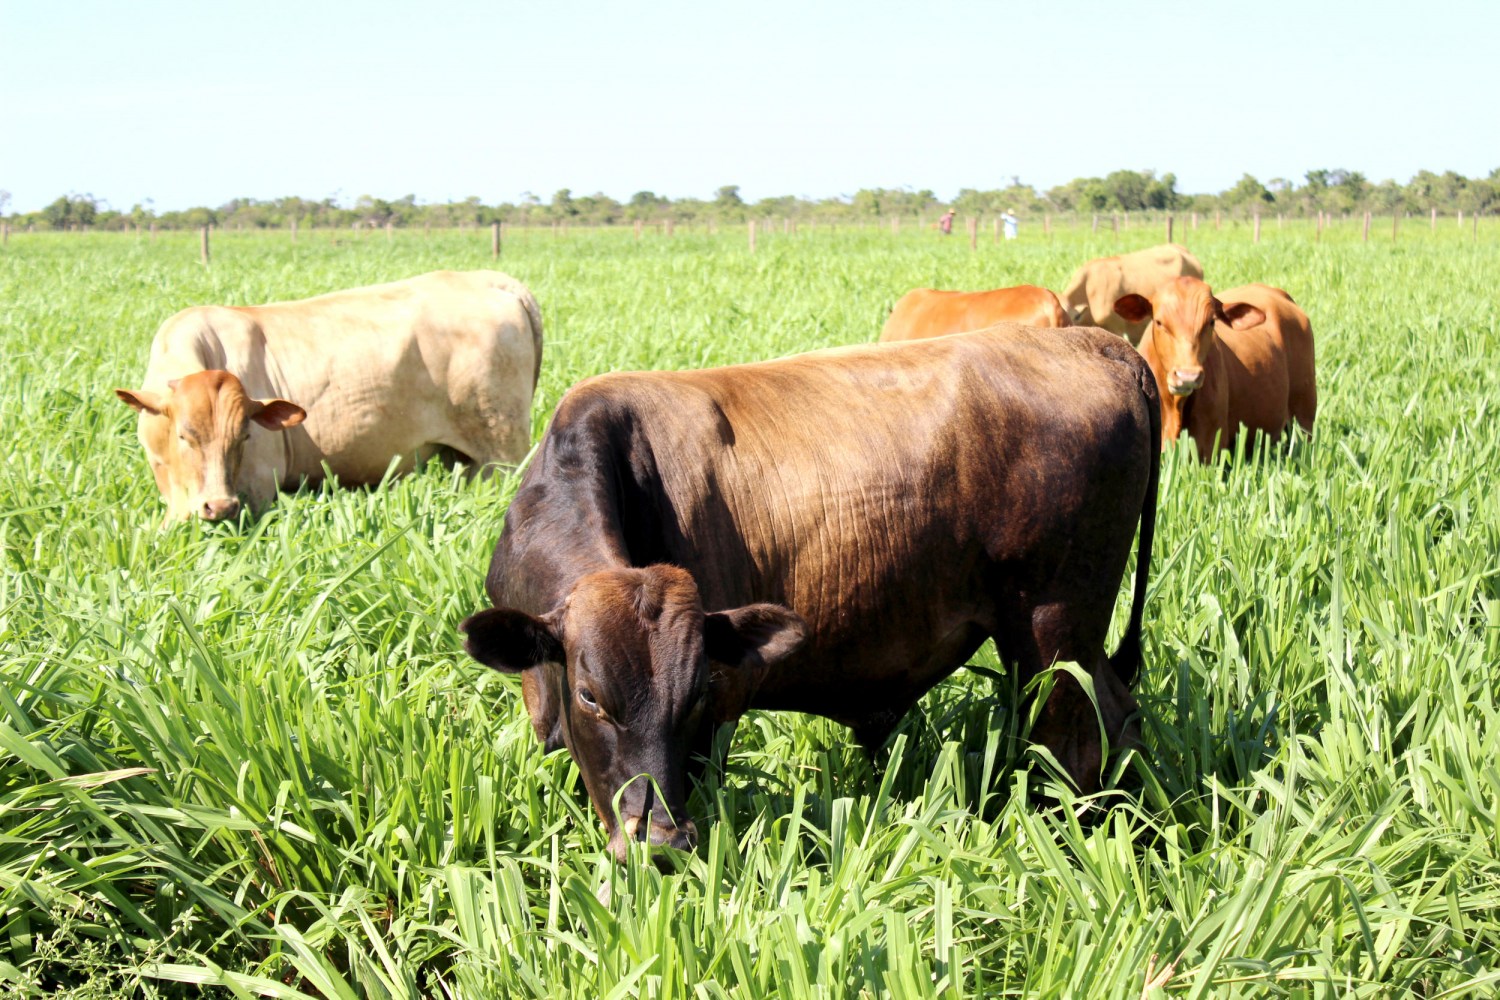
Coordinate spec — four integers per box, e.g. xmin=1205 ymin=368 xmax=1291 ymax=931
xmin=890 ymin=216 xmax=899 ymax=234
xmin=1474 ymin=212 xmax=1479 ymax=242
xmin=386 ymin=220 xmax=393 ymax=242
xmin=1458 ymin=209 xmax=1463 ymax=227
xmin=993 ymin=217 xmax=1001 ymax=244
xmin=1362 ymin=211 xmax=1370 ymax=242
xmin=1392 ymin=211 xmax=1399 ymax=242
xmin=491 ymin=221 xmax=500 ymax=259
xmin=290 ymin=218 xmax=298 ymax=242
xmin=150 ymin=222 xmax=157 ymax=241
xmin=1316 ymin=211 xmax=1323 ymax=243
xmin=1253 ymin=213 xmax=1260 ymax=244
xmin=967 ymin=216 xmax=977 ymax=250
xmin=634 ymin=219 xmax=642 ymax=241
xmin=1111 ymin=214 xmax=1118 ymax=237
xmin=1165 ymin=214 xmax=1174 ymax=243
xmin=1 ymin=222 xmax=7 ymax=246
xmin=1431 ymin=207 xmax=1437 ymax=230
xmin=665 ymin=218 xmax=674 ymax=237
xmin=1123 ymin=209 xmax=1129 ymax=229
xmin=1044 ymin=214 xmax=1051 ymax=238
xmin=1092 ymin=214 xmax=1099 ymax=233
xmin=1278 ymin=213 xmax=1283 ymax=229
xmin=1215 ymin=210 xmax=1221 ymax=230
xmin=1192 ymin=211 xmax=1198 ymax=230
xmin=748 ymin=219 xmax=756 ymax=252
xmin=199 ymin=226 xmax=210 ymax=265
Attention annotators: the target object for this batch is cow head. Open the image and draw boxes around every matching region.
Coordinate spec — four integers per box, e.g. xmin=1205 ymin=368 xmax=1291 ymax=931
xmin=115 ymin=370 xmax=306 ymax=522
xmin=1115 ymin=277 xmax=1265 ymax=397
xmin=461 ymin=564 xmax=806 ymax=862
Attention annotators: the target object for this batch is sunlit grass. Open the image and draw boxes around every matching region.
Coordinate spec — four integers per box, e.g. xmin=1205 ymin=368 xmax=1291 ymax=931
xmin=1 ymin=223 xmax=1498 ymax=997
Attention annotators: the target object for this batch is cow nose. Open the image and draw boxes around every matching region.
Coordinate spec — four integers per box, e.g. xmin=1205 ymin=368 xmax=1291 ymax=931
xmin=1168 ymin=367 xmax=1203 ymax=396
xmin=648 ymin=818 xmax=698 ymax=853
xmin=200 ymin=497 xmax=241 ymax=521
xmin=610 ymin=815 xmax=698 ymax=862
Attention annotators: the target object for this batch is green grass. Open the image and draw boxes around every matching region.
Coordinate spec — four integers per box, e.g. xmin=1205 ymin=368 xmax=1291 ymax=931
xmin=1 ymin=221 xmax=1498 ymax=997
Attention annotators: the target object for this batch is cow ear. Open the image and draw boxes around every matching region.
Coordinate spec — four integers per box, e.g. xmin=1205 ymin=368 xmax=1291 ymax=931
xmin=704 ymin=604 xmax=807 ymax=724
xmin=1217 ymin=300 xmax=1265 ymax=331
xmin=1113 ymin=294 xmax=1154 ymax=324
xmin=251 ymin=398 xmax=307 ymax=430
xmin=116 ymin=388 xmax=168 ymax=416
xmin=460 ymin=607 xmax=564 ymax=673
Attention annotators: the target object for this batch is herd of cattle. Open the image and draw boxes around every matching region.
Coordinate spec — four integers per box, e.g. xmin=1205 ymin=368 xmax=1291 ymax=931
xmin=114 ymin=245 xmax=1316 ymax=861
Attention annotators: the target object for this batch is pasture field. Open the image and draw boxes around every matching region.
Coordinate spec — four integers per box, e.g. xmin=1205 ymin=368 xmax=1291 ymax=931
xmin=1 ymin=221 xmax=1498 ymax=998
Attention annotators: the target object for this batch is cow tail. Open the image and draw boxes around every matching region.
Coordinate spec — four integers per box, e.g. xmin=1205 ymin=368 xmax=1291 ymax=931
xmin=1109 ymin=363 xmax=1160 ymax=686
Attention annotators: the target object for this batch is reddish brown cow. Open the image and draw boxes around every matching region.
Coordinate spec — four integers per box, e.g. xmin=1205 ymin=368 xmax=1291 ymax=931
xmin=879 ymin=285 xmax=1069 ymax=342
xmin=1115 ymin=277 xmax=1317 ymax=459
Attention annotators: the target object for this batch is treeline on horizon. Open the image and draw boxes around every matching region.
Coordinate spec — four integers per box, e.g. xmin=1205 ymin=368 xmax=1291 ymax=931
xmin=5 ymin=167 xmax=1498 ymax=232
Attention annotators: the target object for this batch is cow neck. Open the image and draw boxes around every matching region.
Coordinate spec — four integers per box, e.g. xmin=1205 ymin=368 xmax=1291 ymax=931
xmin=488 ymin=415 xmax=639 ymax=614
xmin=257 ymin=342 xmax=299 ymax=477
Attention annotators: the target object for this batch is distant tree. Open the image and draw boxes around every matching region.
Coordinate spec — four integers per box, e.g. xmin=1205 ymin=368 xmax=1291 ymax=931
xmin=550 ymin=189 xmax=578 ymax=220
xmin=1102 ymin=170 xmax=1149 ymax=211
xmin=715 ymin=185 xmax=743 ymax=208
xmin=1081 ymin=182 xmax=1110 ymax=212
xmin=627 ymin=190 xmax=668 ymax=221
xmin=41 ymin=193 xmax=99 ymax=229
xmin=1223 ymin=174 xmax=1275 ymax=208
xmin=1144 ymin=172 xmax=1179 ymax=210
xmin=851 ymin=189 xmax=884 ymax=216
xmin=1369 ymin=179 xmax=1404 ymax=213
xmin=0 ymin=190 xmax=10 ymax=216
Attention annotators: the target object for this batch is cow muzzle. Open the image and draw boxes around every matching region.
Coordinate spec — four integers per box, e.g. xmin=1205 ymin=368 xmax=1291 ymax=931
xmin=609 ymin=814 xmax=699 ymax=864
xmin=200 ymin=497 xmax=242 ymax=521
xmin=1167 ymin=367 xmax=1204 ymax=396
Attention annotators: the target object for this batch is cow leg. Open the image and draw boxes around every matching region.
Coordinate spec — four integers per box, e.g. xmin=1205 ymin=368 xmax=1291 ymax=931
xmin=685 ymin=720 xmax=736 ymax=787
xmin=451 ymin=398 xmax=532 ymax=475
xmin=1002 ymin=602 xmax=1139 ymax=793
xmin=852 ymin=709 xmax=905 ymax=760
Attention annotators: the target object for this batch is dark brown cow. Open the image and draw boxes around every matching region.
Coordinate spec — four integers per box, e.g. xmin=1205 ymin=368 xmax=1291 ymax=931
xmin=1115 ymin=277 xmax=1317 ymax=459
xmin=461 ymin=326 xmax=1160 ymax=861
xmin=879 ymin=285 xmax=1070 ymax=342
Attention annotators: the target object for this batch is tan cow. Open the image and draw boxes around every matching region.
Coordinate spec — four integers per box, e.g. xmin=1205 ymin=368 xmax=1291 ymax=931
xmin=1115 ymin=277 xmax=1316 ymax=460
xmin=1062 ymin=244 xmax=1204 ymax=343
xmin=115 ymin=270 xmax=542 ymax=522
xmin=878 ymin=285 xmax=1070 ymax=342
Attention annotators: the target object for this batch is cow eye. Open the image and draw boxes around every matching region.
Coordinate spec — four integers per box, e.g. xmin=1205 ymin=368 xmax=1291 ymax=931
xmin=577 ymin=687 xmax=598 ymax=711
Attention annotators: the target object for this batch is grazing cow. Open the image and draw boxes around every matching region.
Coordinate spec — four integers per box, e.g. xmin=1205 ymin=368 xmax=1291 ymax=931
xmin=1062 ymin=244 xmax=1204 ymax=343
xmin=460 ymin=326 xmax=1160 ymax=861
xmin=115 ymin=270 xmax=542 ymax=522
xmin=878 ymin=285 xmax=1070 ymax=342
xmin=1115 ymin=277 xmax=1316 ymax=459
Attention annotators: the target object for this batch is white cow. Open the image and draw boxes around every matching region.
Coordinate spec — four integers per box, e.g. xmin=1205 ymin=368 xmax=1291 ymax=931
xmin=116 ymin=270 xmax=541 ymax=522
xmin=1061 ymin=244 xmax=1204 ymax=344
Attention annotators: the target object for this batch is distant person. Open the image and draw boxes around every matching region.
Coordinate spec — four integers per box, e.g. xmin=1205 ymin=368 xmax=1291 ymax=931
xmin=939 ymin=209 xmax=956 ymax=235
xmin=1002 ymin=209 xmax=1019 ymax=240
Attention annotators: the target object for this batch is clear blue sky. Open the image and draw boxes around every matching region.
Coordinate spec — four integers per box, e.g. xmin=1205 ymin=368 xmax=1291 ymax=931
xmin=2 ymin=0 xmax=1495 ymax=213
